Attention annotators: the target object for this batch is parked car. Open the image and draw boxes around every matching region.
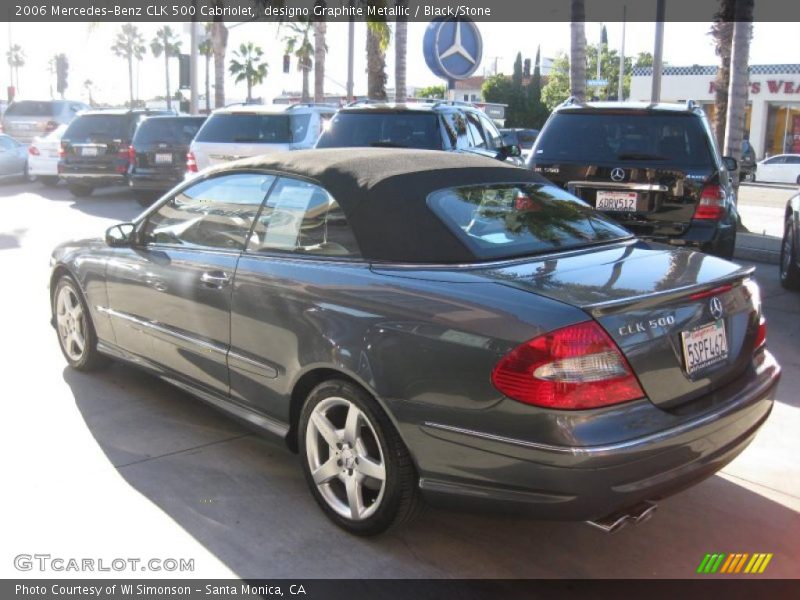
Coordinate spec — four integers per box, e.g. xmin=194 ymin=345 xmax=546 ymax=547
xmin=528 ymin=100 xmax=739 ymax=258
xmin=129 ymin=115 xmax=206 ymax=206
xmin=2 ymin=99 xmax=89 ymax=143
xmin=739 ymin=139 xmax=756 ymax=182
xmin=59 ymin=108 xmax=174 ymax=197
xmin=500 ymin=127 xmax=539 ymax=160
xmin=189 ymin=103 xmax=336 ymax=172
xmin=28 ymin=124 xmax=68 ymax=186
xmin=780 ymin=192 xmax=800 ymax=289
xmin=50 ymin=149 xmax=779 ymax=535
xmin=753 ymin=154 xmax=800 ymax=184
xmin=315 ymin=101 xmax=523 ymax=165
xmin=0 ymin=133 xmax=30 ymax=181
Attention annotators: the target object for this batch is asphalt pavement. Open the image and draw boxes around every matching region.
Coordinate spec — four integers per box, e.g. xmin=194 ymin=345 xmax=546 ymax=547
xmin=0 ymin=180 xmax=798 ymax=579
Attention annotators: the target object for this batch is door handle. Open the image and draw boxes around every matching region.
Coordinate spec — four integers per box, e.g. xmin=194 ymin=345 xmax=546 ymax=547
xmin=200 ymin=271 xmax=231 ymax=288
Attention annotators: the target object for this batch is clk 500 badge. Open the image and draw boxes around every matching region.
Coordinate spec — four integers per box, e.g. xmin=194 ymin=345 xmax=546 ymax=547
xmin=618 ymin=314 xmax=676 ymax=336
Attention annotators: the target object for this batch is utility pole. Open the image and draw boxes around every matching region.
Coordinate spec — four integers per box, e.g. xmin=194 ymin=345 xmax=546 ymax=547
xmin=651 ymin=0 xmax=665 ymax=102
xmin=189 ymin=0 xmax=199 ymax=114
xmin=618 ymin=6 xmax=626 ymax=101
xmin=346 ymin=0 xmax=355 ymax=101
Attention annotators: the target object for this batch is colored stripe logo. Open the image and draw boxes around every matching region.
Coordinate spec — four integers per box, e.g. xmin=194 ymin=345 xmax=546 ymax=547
xmin=696 ymin=553 xmax=773 ymax=574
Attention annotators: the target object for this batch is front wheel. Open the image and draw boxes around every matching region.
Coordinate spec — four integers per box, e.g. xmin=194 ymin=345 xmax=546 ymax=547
xmin=40 ymin=176 xmax=60 ymax=187
xmin=780 ymin=218 xmax=800 ymax=290
xmin=299 ymin=379 xmax=421 ymax=535
xmin=68 ymin=183 xmax=93 ymax=197
xmin=53 ymin=275 xmax=109 ymax=370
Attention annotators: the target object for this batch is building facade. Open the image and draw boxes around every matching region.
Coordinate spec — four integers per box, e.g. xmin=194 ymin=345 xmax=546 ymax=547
xmin=631 ymin=64 xmax=800 ymax=159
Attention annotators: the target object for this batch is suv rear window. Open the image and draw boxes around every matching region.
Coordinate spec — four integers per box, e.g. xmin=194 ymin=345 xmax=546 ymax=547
xmin=5 ymin=101 xmax=54 ymax=117
xmin=534 ymin=112 xmax=714 ymax=168
xmin=428 ymin=183 xmax=631 ymax=260
xmin=316 ymin=112 xmax=441 ymax=150
xmin=134 ymin=117 xmax=205 ymax=145
xmin=195 ymin=113 xmax=311 ymax=144
xmin=64 ymin=114 xmax=131 ymax=141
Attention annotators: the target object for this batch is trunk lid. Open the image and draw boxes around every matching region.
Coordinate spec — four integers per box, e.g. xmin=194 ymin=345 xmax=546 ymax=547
xmin=191 ymin=141 xmax=293 ymax=170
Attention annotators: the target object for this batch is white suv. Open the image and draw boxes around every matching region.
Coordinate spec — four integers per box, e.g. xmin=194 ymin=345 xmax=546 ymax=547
xmin=188 ymin=103 xmax=336 ymax=172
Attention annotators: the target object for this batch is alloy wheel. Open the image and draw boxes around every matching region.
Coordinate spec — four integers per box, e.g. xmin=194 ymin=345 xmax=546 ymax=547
xmin=55 ymin=285 xmax=87 ymax=362
xmin=305 ymin=396 xmax=386 ymax=521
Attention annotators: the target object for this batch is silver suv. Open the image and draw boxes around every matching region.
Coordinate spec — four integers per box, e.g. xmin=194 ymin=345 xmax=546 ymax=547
xmin=188 ymin=103 xmax=336 ymax=172
xmin=2 ymin=100 xmax=89 ymax=143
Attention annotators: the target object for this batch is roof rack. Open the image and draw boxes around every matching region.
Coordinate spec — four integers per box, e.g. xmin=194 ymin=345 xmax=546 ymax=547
xmin=685 ymin=99 xmax=699 ymax=111
xmin=346 ymin=99 xmax=382 ymax=107
xmin=431 ymin=100 xmax=476 ymax=108
xmin=286 ymin=102 xmax=339 ymax=110
xmin=561 ymin=96 xmax=579 ymax=107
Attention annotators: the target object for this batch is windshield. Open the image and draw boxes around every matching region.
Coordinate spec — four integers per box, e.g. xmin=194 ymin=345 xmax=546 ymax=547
xmin=533 ymin=112 xmax=714 ymax=167
xmin=134 ymin=117 xmax=205 ymax=145
xmin=64 ymin=115 xmax=130 ymax=141
xmin=5 ymin=101 xmax=55 ymax=117
xmin=316 ymin=112 xmax=441 ymax=150
xmin=428 ymin=183 xmax=631 ymax=260
xmin=195 ymin=113 xmax=311 ymax=144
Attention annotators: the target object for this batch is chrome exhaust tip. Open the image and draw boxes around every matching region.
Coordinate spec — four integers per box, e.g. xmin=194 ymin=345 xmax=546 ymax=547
xmin=585 ymin=501 xmax=658 ymax=533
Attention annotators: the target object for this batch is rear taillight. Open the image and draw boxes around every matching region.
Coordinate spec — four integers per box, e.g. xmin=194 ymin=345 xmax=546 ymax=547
xmin=754 ymin=316 xmax=767 ymax=352
xmin=28 ymin=145 xmax=40 ymax=156
xmin=491 ymin=321 xmax=644 ymax=410
xmin=694 ymin=184 xmax=726 ymax=220
xmin=186 ymin=151 xmax=198 ymax=173
xmin=128 ymin=145 xmax=136 ymax=163
xmin=58 ymin=144 xmax=65 ymax=159
xmin=44 ymin=120 xmax=59 ymax=132
xmin=116 ymin=146 xmax=131 ymax=173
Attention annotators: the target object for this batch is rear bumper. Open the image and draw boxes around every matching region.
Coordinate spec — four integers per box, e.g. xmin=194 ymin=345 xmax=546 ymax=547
xmin=60 ymin=172 xmax=127 ymax=188
xmin=637 ymin=218 xmax=736 ymax=255
xmin=411 ymin=351 xmax=779 ymax=521
xmin=129 ymin=169 xmax=183 ymax=192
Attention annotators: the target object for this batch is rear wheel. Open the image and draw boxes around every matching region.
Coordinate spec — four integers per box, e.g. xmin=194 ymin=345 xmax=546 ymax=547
xmin=299 ymin=379 xmax=421 ymax=535
xmin=68 ymin=183 xmax=93 ymax=198
xmin=53 ymin=275 xmax=109 ymax=371
xmin=40 ymin=176 xmax=60 ymax=187
xmin=780 ymin=217 xmax=800 ymax=290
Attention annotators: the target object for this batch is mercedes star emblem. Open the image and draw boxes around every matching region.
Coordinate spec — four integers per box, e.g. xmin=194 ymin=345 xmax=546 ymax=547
xmin=610 ymin=168 xmax=626 ymax=182
xmin=709 ymin=297 xmax=724 ymax=320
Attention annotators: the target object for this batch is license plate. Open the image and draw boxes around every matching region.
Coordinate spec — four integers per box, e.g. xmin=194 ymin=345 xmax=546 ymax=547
xmin=681 ymin=319 xmax=729 ymax=375
xmin=154 ymin=153 xmax=173 ymax=164
xmin=596 ymin=191 xmax=638 ymax=212
xmin=81 ymin=147 xmax=98 ymax=157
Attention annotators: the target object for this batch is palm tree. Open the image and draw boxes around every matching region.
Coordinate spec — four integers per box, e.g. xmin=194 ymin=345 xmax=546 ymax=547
xmin=709 ymin=0 xmax=735 ymax=149
xmin=284 ymin=22 xmax=314 ymax=103
xmin=723 ymin=0 xmax=754 ymax=190
xmin=6 ymin=44 xmax=25 ymax=93
xmin=150 ymin=26 xmax=182 ymax=110
xmin=211 ymin=18 xmax=229 ymax=107
xmin=111 ymin=24 xmax=146 ymax=107
xmin=83 ymin=79 xmax=94 ymax=106
xmin=313 ymin=20 xmax=327 ymax=103
xmin=199 ymin=25 xmax=213 ymax=113
xmin=394 ymin=0 xmax=408 ymax=101
xmin=229 ymin=42 xmax=268 ymax=103
xmin=569 ymin=0 xmax=586 ymax=102
xmin=366 ymin=11 xmax=390 ymax=100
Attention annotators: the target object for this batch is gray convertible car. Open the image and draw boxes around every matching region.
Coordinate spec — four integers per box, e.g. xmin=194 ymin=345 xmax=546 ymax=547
xmin=50 ymin=149 xmax=780 ymax=535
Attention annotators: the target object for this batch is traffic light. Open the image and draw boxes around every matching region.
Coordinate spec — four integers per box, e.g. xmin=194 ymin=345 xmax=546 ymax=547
xmin=56 ymin=54 xmax=69 ymax=97
xmin=283 ymin=54 xmax=290 ymax=74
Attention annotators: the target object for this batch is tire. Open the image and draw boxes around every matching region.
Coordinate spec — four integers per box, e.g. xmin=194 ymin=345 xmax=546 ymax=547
xmin=40 ymin=176 xmax=60 ymax=187
xmin=299 ymin=379 xmax=422 ymax=536
xmin=780 ymin=217 xmax=800 ymax=290
xmin=68 ymin=183 xmax=93 ymax=197
xmin=134 ymin=191 xmax=158 ymax=207
xmin=53 ymin=275 xmax=110 ymax=371
xmin=712 ymin=229 xmax=736 ymax=260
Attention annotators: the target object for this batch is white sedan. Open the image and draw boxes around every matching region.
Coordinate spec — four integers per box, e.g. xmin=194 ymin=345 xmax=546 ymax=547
xmin=754 ymin=154 xmax=800 ymax=185
xmin=28 ymin=124 xmax=67 ymax=186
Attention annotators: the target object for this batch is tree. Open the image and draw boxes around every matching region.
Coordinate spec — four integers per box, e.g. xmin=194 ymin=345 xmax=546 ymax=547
xmin=313 ymin=19 xmax=327 ymax=103
xmin=723 ymin=0 xmax=754 ymax=191
xmin=211 ymin=17 xmax=229 ymax=107
xmin=229 ymin=42 xmax=268 ymax=102
xmin=415 ymin=84 xmax=446 ymax=99
xmin=284 ymin=21 xmax=314 ymax=103
xmin=394 ymin=0 xmax=408 ymax=101
xmin=151 ymin=26 xmax=182 ymax=110
xmin=634 ymin=52 xmax=654 ymax=68
xmin=542 ymin=53 xmax=572 ymax=109
xmin=527 ymin=46 xmax=549 ymax=128
xmin=111 ymin=24 xmax=146 ymax=106
xmin=569 ymin=0 xmax=586 ymax=102
xmin=6 ymin=44 xmax=25 ymax=93
xmin=586 ymin=43 xmax=631 ymax=101
xmin=709 ymin=0 xmax=735 ymax=149
xmin=55 ymin=54 xmax=69 ymax=99
xmin=365 ymin=1 xmax=390 ymax=100
xmin=199 ymin=25 xmax=213 ymax=113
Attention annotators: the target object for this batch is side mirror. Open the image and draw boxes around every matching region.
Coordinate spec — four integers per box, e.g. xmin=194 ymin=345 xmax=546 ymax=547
xmin=501 ymin=144 xmax=522 ymax=158
xmin=105 ymin=223 xmax=136 ymax=247
xmin=722 ymin=156 xmax=738 ymax=172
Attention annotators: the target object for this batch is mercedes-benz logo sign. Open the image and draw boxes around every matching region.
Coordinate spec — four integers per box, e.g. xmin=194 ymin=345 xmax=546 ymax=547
xmin=423 ymin=19 xmax=483 ymax=81
xmin=709 ymin=297 xmax=724 ymax=320
xmin=610 ymin=168 xmax=626 ymax=182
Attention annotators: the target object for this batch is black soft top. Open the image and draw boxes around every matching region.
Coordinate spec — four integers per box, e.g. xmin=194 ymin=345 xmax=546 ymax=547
xmin=226 ymin=148 xmax=549 ymax=263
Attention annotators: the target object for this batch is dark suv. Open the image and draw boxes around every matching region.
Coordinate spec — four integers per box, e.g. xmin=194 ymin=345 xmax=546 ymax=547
xmin=59 ymin=108 xmax=174 ymax=197
xmin=528 ymin=100 xmax=739 ymax=258
xmin=129 ymin=115 xmax=206 ymax=205
xmin=316 ymin=102 xmax=523 ymax=165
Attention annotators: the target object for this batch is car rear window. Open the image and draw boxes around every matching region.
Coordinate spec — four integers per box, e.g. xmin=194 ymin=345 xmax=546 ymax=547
xmin=428 ymin=183 xmax=631 ymax=260
xmin=134 ymin=117 xmax=205 ymax=145
xmin=516 ymin=130 xmax=538 ymax=149
xmin=5 ymin=101 xmax=55 ymax=117
xmin=534 ymin=112 xmax=714 ymax=167
xmin=64 ymin=114 xmax=131 ymax=141
xmin=194 ymin=113 xmax=311 ymax=144
xmin=316 ymin=112 xmax=441 ymax=150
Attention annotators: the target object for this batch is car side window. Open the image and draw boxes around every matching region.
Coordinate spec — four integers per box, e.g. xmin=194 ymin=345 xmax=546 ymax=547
xmin=0 ymin=136 xmax=16 ymax=150
xmin=765 ymin=156 xmax=786 ymax=165
xmin=478 ymin=114 xmax=503 ymax=150
xmin=441 ymin=112 xmax=471 ymax=150
xmin=786 ymin=156 xmax=800 ymax=164
xmin=141 ymin=173 xmax=275 ymax=251
xmin=247 ymin=177 xmax=360 ymax=258
xmin=465 ymin=112 xmax=487 ymax=149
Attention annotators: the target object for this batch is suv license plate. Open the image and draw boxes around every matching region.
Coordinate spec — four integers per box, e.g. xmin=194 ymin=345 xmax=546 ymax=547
xmin=596 ymin=191 xmax=637 ymax=212
xmin=155 ymin=153 xmax=173 ymax=164
xmin=681 ymin=319 xmax=729 ymax=376
xmin=81 ymin=147 xmax=98 ymax=157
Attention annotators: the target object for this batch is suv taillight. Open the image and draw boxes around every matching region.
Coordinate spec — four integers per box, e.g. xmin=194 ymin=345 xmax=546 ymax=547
xmin=44 ymin=120 xmax=59 ymax=132
xmin=186 ymin=151 xmax=198 ymax=173
xmin=128 ymin=145 xmax=136 ymax=163
xmin=491 ymin=321 xmax=644 ymax=410
xmin=694 ymin=184 xmax=726 ymax=220
xmin=28 ymin=145 xmax=40 ymax=156
xmin=58 ymin=143 xmax=65 ymax=159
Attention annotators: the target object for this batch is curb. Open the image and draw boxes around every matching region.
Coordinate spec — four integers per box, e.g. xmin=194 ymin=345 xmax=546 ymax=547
xmin=734 ymin=232 xmax=781 ymax=265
